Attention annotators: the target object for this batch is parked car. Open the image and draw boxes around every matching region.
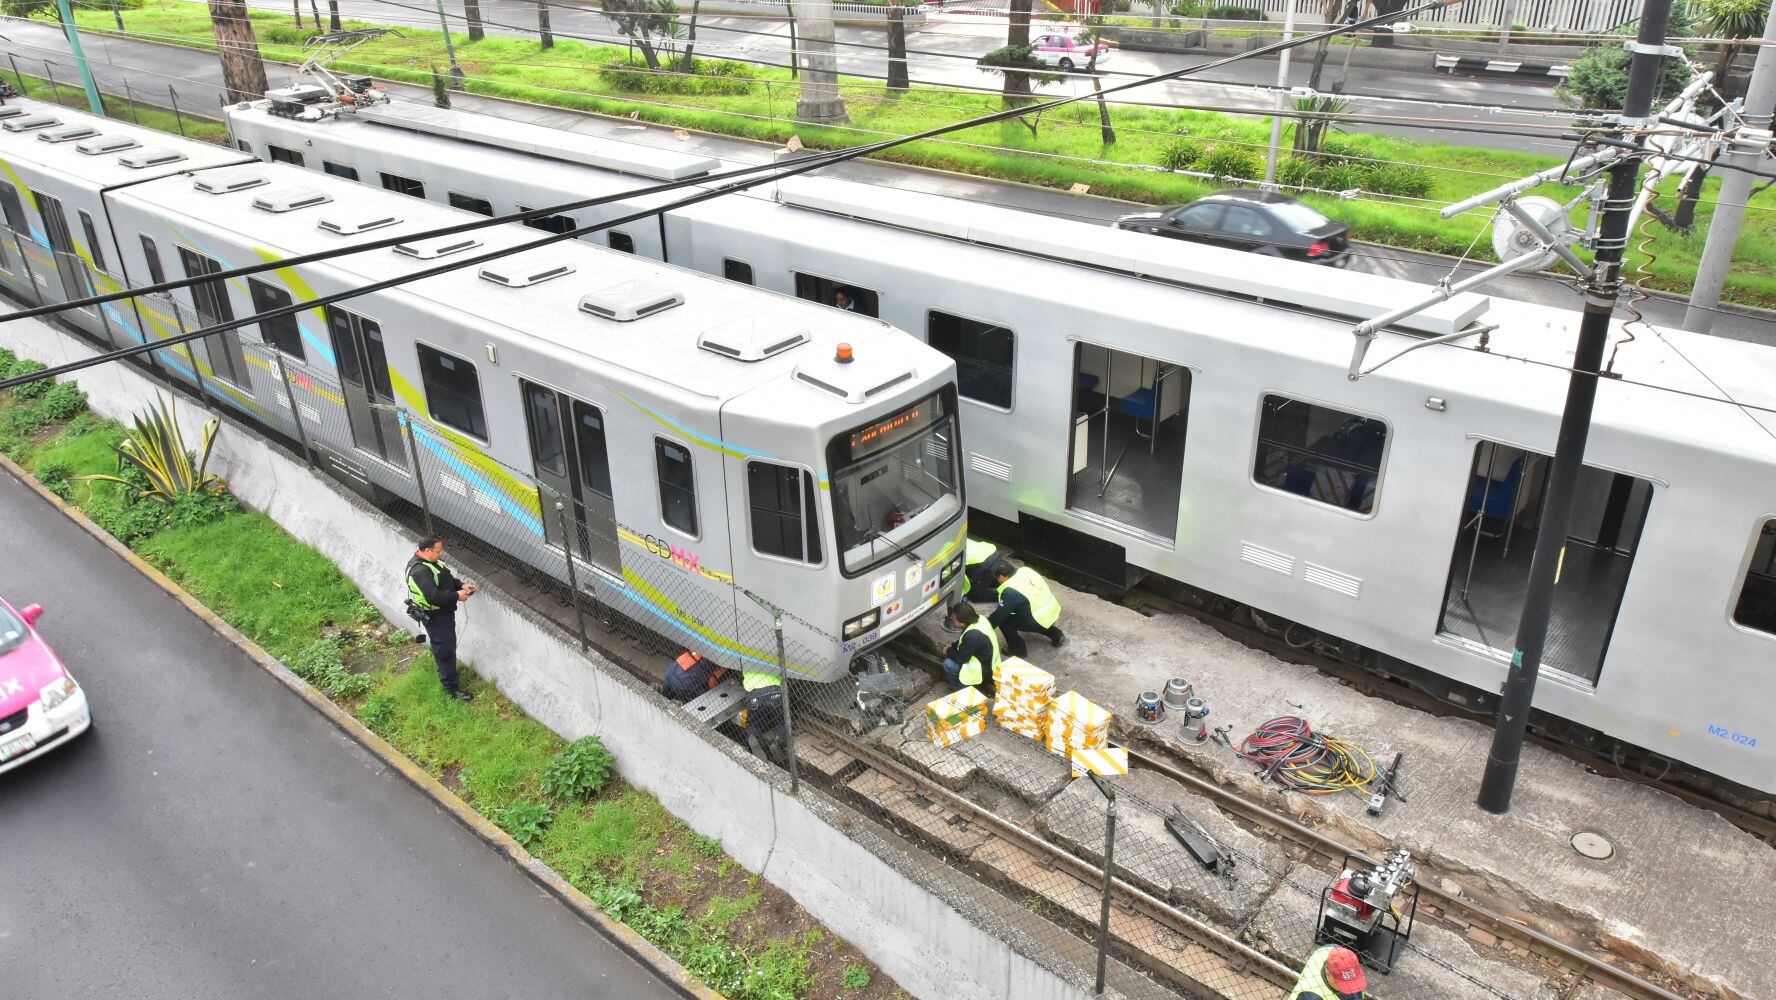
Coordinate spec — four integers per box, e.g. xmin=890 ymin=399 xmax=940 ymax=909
xmin=1115 ymin=190 xmax=1351 ymax=266
xmin=1030 ymin=33 xmax=1112 ymax=71
xmin=0 ymin=598 xmax=91 ymax=775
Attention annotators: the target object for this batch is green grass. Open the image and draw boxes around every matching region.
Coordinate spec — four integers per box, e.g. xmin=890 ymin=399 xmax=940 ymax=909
xmin=0 ymin=377 xmax=880 ymax=1000
xmin=61 ymin=0 xmax=1776 ymax=307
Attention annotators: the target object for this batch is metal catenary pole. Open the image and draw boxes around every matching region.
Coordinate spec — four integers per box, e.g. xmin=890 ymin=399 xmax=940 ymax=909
xmin=399 ymin=410 xmax=437 ymax=537
xmin=773 ymin=614 xmax=800 ymax=795
xmin=53 ymin=0 xmax=105 ymax=115
xmin=1263 ymin=0 xmax=1300 ymax=185
xmin=1477 ymin=0 xmax=1675 ymax=815
xmin=1087 ymin=771 xmax=1117 ymax=995
xmin=553 ymin=499 xmax=591 ymax=648
xmin=1683 ymin=0 xmax=1776 ymax=333
xmin=434 ymin=0 xmax=467 ymax=88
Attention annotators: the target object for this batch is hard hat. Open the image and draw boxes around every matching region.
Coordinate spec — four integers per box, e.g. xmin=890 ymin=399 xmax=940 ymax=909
xmin=1323 ymin=947 xmax=1368 ymax=997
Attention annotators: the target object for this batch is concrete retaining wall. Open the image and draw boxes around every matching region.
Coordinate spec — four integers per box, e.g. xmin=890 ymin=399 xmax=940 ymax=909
xmin=0 ymin=314 xmax=1089 ymax=1000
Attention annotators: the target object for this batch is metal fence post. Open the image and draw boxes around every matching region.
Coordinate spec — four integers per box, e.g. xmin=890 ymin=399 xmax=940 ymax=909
xmin=168 ymin=85 xmax=187 ymax=137
xmin=44 ymin=61 xmax=62 ymax=105
xmin=553 ymin=498 xmax=590 ymax=649
xmin=1088 ymin=772 xmax=1117 ymax=996
xmin=170 ymin=300 xmax=208 ymax=401
xmin=12 ymin=234 xmax=42 ymax=306
xmin=271 ymin=350 xmax=315 ymax=466
xmin=773 ymin=615 xmax=800 ymax=795
xmin=122 ymin=79 xmax=140 ymax=124
xmin=8 ymin=55 xmax=26 ymax=95
xmin=399 ymin=411 xmax=436 ymax=536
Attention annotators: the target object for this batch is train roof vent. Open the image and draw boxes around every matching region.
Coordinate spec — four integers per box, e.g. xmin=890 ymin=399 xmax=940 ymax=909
xmin=793 ymin=361 xmax=917 ymax=404
xmin=393 ymin=233 xmax=483 ymax=260
xmin=76 ymin=135 xmax=140 ymax=155
xmin=698 ymin=316 xmax=809 ymax=362
xmin=318 ymin=208 xmax=402 ymax=235
xmin=252 ymin=186 xmax=331 ymax=213
xmin=118 ymin=147 xmax=186 ymax=168
xmin=578 ymin=280 xmax=682 ymax=322
xmin=479 ymin=256 xmax=576 ymax=288
xmin=3 ymin=116 xmax=59 ymax=133
xmin=38 ymin=124 xmax=99 ymax=144
xmin=195 ymin=170 xmax=269 ymax=195
xmin=0 ymin=106 xmax=27 ymax=120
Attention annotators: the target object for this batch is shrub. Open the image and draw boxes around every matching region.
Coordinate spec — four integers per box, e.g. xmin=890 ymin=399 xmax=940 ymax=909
xmin=590 ymin=881 xmax=645 ymax=921
xmin=541 ymin=734 xmax=617 ymax=801
xmin=493 ymin=799 xmax=555 ymax=848
xmin=359 ymin=692 xmax=395 ymax=733
xmin=288 ymin=636 xmax=373 ymax=699
xmin=1205 ymin=3 xmax=1263 ymax=19
xmin=80 ymin=394 xmax=224 ymax=504
xmin=34 ymin=382 xmax=87 ymax=423
xmin=1157 ymin=137 xmax=1201 ymax=172
xmin=842 ymin=964 xmax=872 ymax=989
xmin=9 ymin=359 xmax=49 ymax=399
xmin=1274 ymin=155 xmax=1316 ymax=189
xmin=35 ymin=460 xmax=73 ymax=498
xmin=1199 ymin=144 xmax=1260 ymax=180
xmin=1313 ymin=158 xmax=1367 ymax=192
xmin=1365 ymin=162 xmax=1433 ymax=199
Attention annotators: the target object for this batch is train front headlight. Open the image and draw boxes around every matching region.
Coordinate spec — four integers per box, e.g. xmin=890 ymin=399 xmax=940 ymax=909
xmin=843 ymin=609 xmax=880 ymax=640
xmin=940 ymin=555 xmax=962 ymax=587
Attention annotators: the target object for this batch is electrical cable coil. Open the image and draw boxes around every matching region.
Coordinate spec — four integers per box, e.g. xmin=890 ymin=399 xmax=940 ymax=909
xmin=1229 ymin=716 xmax=1377 ymax=795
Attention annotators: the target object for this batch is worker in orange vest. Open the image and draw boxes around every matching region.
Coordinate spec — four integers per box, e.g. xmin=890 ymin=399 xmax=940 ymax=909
xmin=663 ymin=650 xmax=726 ymax=703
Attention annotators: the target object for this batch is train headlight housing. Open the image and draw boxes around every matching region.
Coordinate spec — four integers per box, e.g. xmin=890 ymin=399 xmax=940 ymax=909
xmin=940 ymin=556 xmax=963 ymax=587
xmin=843 ymin=609 xmax=879 ymax=640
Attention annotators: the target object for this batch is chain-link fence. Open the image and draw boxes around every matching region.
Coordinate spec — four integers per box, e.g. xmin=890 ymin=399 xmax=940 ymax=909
xmin=4 ymin=53 xmax=225 ymax=142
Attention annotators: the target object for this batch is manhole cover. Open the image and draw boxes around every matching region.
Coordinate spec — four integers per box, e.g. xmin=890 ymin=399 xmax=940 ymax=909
xmin=1571 ymin=831 xmax=1614 ymax=860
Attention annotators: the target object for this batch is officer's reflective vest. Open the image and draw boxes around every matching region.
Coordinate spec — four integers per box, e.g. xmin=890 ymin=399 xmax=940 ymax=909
xmin=1287 ymin=946 xmax=1351 ymax=1000
xmin=998 ymin=566 xmax=1061 ymax=628
xmin=956 ymin=619 xmax=1000 ymax=687
xmin=407 ymin=559 xmax=444 ymax=612
xmin=742 ymin=670 xmax=782 ymax=692
xmin=962 ymin=538 xmax=996 ymax=597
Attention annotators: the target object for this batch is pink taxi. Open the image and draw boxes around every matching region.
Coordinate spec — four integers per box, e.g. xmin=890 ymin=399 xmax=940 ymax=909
xmin=0 ymin=598 xmax=91 ymax=775
xmin=1031 ymin=32 xmax=1112 ymax=71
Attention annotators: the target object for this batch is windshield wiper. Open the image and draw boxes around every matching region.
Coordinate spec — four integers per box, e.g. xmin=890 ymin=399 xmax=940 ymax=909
xmin=864 ymin=524 xmax=922 ymax=566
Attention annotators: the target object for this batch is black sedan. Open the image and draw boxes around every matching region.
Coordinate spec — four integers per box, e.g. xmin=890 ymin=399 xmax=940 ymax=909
xmin=1115 ymin=190 xmax=1350 ymax=266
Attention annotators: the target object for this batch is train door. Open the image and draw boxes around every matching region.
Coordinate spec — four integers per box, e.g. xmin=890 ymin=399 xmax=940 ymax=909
xmin=30 ymin=191 xmax=93 ymax=313
xmin=326 ymin=307 xmax=407 ymax=468
xmin=1437 ymin=440 xmax=1654 ymax=684
xmin=1063 ymin=342 xmax=1190 ymax=542
xmin=520 ymin=380 xmax=620 ymax=577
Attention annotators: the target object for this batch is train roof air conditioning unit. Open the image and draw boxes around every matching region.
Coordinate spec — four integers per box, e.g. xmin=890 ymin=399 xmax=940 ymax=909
xmin=76 ymin=135 xmax=140 ymax=155
xmin=3 ymin=116 xmax=59 ymax=132
xmin=393 ymin=234 xmax=483 ymax=260
xmin=253 ymin=186 xmax=332 ymax=213
xmin=195 ymin=170 xmax=270 ymax=195
xmin=0 ymin=106 xmax=27 ymax=120
xmin=37 ymin=125 xmax=99 ymax=144
xmin=318 ymin=208 xmax=402 ymax=235
xmin=118 ymin=147 xmax=186 ymax=168
xmin=578 ymin=280 xmax=683 ymax=322
xmin=479 ymin=257 xmax=576 ymax=288
xmin=698 ymin=317 xmax=809 ymax=362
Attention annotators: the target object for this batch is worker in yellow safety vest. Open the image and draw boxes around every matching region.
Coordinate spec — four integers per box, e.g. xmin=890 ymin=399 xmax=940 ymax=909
xmin=741 ymin=670 xmax=787 ymax=761
xmin=939 ymin=602 xmax=1000 ymax=692
xmin=961 ymin=537 xmax=999 ymax=599
xmin=1289 ymin=945 xmax=1367 ymax=999
xmin=989 ymin=560 xmax=1065 ymax=657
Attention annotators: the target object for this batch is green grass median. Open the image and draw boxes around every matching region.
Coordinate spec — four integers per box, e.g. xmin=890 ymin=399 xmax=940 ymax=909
xmin=52 ymin=0 xmax=1776 ymax=308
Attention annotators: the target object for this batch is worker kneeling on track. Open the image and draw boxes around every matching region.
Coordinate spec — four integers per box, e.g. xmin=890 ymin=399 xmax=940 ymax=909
xmin=741 ymin=670 xmax=789 ymax=765
xmin=663 ymin=650 xmax=726 ymax=704
xmin=940 ymin=602 xmax=1000 ymax=694
xmin=961 ymin=537 xmax=1000 ymax=601
xmin=1290 ymin=945 xmax=1368 ymax=1000
xmin=989 ymin=560 xmax=1065 ymax=658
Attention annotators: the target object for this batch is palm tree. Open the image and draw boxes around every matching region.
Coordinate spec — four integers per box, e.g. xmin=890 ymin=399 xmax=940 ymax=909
xmin=1672 ymin=0 xmax=1768 ymax=229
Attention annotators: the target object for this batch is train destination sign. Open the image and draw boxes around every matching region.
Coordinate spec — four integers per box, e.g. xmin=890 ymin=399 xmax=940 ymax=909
xmin=849 ymin=399 xmax=940 ymax=456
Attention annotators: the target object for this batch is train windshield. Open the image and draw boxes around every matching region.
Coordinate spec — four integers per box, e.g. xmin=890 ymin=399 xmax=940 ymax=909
xmin=828 ymin=388 xmax=962 ymax=576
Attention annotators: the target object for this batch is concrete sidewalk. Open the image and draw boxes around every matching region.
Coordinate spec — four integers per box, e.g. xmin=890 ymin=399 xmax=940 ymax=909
xmin=5 ymin=18 xmax=1773 ymax=345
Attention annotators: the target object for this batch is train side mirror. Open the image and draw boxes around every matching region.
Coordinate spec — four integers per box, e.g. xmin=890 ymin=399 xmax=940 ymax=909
xmin=20 ymin=603 xmax=43 ymax=626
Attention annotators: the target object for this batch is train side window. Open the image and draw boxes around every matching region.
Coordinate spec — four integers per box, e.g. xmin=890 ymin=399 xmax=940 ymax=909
xmin=573 ymin=401 xmax=612 ymax=497
xmin=655 ymin=438 xmax=699 ymax=536
xmin=723 ymin=258 xmax=753 ymax=285
xmin=608 ymin=230 xmax=635 ymax=253
xmin=416 ymin=343 xmax=488 ymax=440
xmin=449 ymin=192 xmax=494 ymax=216
xmin=176 ymin=246 xmax=253 ymax=392
xmin=1251 ymin=394 xmax=1386 ymax=515
xmin=249 ymin=278 xmax=304 ymax=361
xmin=928 ymin=311 xmax=1013 ymax=410
xmin=236 ymin=139 xmax=251 ymax=153
xmin=523 ymin=383 xmax=566 ymax=477
xmin=0 ymin=187 xmax=27 ymax=236
xmin=380 ymin=172 xmax=425 ymax=198
xmin=794 ymin=272 xmax=879 ymax=317
xmin=519 ymin=208 xmax=575 ymax=235
xmin=748 ymin=462 xmax=821 ymax=564
xmin=77 ymin=210 xmax=106 ymax=272
xmin=1734 ymin=520 xmax=1776 ymax=636
xmin=267 ymin=145 xmax=305 ymax=167
xmin=139 ymin=235 xmax=165 ymax=284
xmin=324 ymin=161 xmax=360 ymax=181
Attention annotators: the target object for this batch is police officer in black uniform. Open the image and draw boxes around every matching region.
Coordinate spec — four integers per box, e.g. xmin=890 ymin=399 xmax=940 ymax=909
xmin=406 ymin=535 xmax=477 ymax=701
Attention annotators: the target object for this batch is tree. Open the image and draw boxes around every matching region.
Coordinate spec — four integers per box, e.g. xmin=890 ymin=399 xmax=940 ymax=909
xmin=1556 ymin=3 xmax=1695 ymax=110
xmin=431 ymin=65 xmax=451 ymax=108
xmin=886 ymin=0 xmax=909 ymax=92
xmin=1084 ymin=27 xmax=1114 ymax=145
xmin=1000 ymin=0 xmax=1035 ymax=106
xmin=1668 ymin=0 xmax=1767 ymax=228
xmin=537 ymin=0 xmax=554 ymax=48
xmin=792 ymin=0 xmax=847 ymax=123
xmin=327 ymin=0 xmax=339 ymax=30
xmin=208 ymin=0 xmax=269 ymax=104
xmin=678 ymin=0 xmax=703 ymax=70
xmin=464 ymin=0 xmax=486 ymax=42
xmin=604 ymin=0 xmax=677 ymax=70
xmin=976 ymin=45 xmax=1063 ymax=131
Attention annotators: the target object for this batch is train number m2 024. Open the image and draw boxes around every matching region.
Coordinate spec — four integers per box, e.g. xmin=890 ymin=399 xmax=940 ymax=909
xmin=1706 ymin=724 xmax=1759 ymax=749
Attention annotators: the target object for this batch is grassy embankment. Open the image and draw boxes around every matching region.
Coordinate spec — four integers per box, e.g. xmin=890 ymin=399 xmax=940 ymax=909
xmin=60 ymin=0 xmax=1776 ymax=307
xmin=0 ymin=350 xmax=897 ymax=1000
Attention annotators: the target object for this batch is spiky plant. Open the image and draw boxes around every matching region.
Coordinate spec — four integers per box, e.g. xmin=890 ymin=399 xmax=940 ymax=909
xmin=81 ymin=394 xmax=223 ymax=503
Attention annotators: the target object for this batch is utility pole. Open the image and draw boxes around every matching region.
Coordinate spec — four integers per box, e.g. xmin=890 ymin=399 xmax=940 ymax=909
xmin=54 ymin=0 xmax=106 ymax=116
xmin=1476 ymin=0 xmax=1675 ymax=814
xmin=1264 ymin=0 xmax=1300 ymax=185
xmin=1683 ymin=1 xmax=1776 ymax=333
xmin=434 ymin=0 xmax=465 ymax=87
xmin=1496 ymin=0 xmax=1520 ymax=53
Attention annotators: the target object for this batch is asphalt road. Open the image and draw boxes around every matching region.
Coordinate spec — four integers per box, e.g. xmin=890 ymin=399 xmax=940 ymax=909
xmin=0 ymin=466 xmax=680 ymax=999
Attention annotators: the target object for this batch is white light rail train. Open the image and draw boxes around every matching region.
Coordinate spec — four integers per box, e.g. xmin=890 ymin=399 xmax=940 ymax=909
xmin=0 ymin=96 xmax=968 ymax=684
xmin=219 ymin=90 xmax=1776 ymax=796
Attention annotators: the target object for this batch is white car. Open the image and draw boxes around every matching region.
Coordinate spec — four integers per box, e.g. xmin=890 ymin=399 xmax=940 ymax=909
xmin=0 ymin=598 xmax=92 ymax=775
xmin=1030 ymin=33 xmax=1112 ymax=71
